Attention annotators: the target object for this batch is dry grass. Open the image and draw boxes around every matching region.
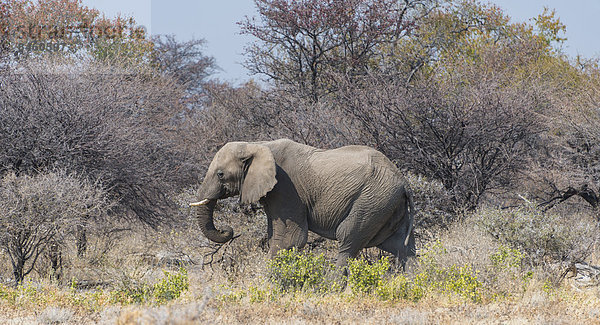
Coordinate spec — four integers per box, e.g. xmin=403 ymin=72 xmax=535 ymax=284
xmin=0 ymin=204 xmax=599 ymax=324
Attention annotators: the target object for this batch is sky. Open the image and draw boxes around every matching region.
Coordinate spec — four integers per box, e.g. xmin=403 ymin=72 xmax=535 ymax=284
xmin=81 ymin=0 xmax=600 ymax=84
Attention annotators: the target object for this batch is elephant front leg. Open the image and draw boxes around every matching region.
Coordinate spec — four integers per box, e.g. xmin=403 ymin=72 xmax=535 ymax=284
xmin=261 ymin=172 xmax=309 ymax=257
xmin=267 ymin=215 xmax=308 ymax=257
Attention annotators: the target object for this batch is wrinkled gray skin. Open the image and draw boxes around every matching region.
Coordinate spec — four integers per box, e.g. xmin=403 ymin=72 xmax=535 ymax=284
xmin=194 ymin=139 xmax=415 ymax=267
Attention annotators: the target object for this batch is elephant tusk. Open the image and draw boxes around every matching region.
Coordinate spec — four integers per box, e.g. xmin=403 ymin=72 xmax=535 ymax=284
xmin=190 ymin=199 xmax=210 ymax=206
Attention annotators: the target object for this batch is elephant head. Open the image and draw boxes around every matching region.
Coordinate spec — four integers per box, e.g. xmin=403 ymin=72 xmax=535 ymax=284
xmin=191 ymin=142 xmax=277 ymax=243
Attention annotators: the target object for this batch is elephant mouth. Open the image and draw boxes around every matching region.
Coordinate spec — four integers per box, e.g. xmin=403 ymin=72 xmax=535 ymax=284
xmin=189 ymin=185 xmax=236 ymax=206
xmin=223 ymin=183 xmax=239 ymax=198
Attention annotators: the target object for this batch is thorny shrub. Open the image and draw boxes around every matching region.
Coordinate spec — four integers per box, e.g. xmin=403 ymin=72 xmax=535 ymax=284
xmin=0 ymin=57 xmax=197 ymax=227
xmin=404 ymin=172 xmax=454 ymax=239
xmin=476 ymin=205 xmax=599 ymax=265
xmin=0 ymin=170 xmax=111 ymax=284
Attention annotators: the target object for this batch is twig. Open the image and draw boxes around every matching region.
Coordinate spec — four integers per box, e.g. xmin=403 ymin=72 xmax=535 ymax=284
xmin=202 ymin=234 xmax=241 ymax=268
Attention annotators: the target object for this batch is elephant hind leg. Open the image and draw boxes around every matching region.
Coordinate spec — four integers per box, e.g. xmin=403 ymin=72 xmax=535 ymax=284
xmin=334 ymin=238 xmax=364 ymax=268
xmin=334 ymin=200 xmax=393 ymax=267
xmin=334 ymin=218 xmax=373 ymax=268
xmin=377 ymin=227 xmax=416 ymax=268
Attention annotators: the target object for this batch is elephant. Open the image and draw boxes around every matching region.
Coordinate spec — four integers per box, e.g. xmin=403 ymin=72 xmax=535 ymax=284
xmin=190 ymin=139 xmax=415 ymax=268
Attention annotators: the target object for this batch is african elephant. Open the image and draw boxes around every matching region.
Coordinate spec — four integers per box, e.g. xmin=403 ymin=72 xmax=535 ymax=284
xmin=191 ymin=139 xmax=415 ymax=267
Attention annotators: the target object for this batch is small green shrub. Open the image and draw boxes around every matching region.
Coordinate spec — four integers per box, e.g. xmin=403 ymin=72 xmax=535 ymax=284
xmin=110 ymin=268 xmax=189 ymax=305
xmin=217 ymin=286 xmax=246 ymax=303
xmin=374 ymin=265 xmax=482 ymax=303
xmin=376 ymin=274 xmax=423 ymax=302
xmin=109 ymin=280 xmax=152 ymax=305
xmin=418 ymin=241 xmax=447 ymax=268
xmin=0 ymin=284 xmax=15 ymax=303
xmin=153 ymin=268 xmax=189 ymax=304
xmin=433 ymin=264 xmax=482 ymax=302
xmin=490 ymin=245 xmax=524 ymax=271
xmin=248 ymin=285 xmax=272 ymax=303
xmin=375 ymin=241 xmax=483 ymax=303
xmin=266 ymin=245 xmax=484 ymax=302
xmin=417 ymin=242 xmax=483 ymax=302
xmin=486 ymin=245 xmax=533 ymax=298
xmin=268 ymin=248 xmax=335 ymax=293
xmin=348 ymin=257 xmax=389 ymax=295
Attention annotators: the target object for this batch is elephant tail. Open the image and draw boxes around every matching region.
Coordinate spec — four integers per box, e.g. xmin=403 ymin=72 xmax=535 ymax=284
xmin=404 ymin=188 xmax=415 ymax=247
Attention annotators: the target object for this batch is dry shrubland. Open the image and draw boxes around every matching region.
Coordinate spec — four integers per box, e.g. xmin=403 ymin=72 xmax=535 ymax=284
xmin=2 ymin=0 xmax=600 ymax=323
xmin=1 ymin=201 xmax=599 ymax=324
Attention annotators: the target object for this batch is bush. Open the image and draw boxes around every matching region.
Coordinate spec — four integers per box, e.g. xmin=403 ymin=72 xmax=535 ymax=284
xmin=375 ymin=274 xmax=423 ymax=302
xmin=490 ymin=245 xmax=524 ymax=271
xmin=404 ymin=172 xmax=454 ymax=237
xmin=487 ymin=245 xmax=533 ymax=299
xmin=0 ymin=171 xmax=111 ymax=284
xmin=268 ymin=248 xmax=336 ymax=293
xmin=374 ymin=241 xmax=483 ymax=303
xmin=152 ymin=268 xmax=190 ymax=304
xmin=110 ymin=268 xmax=189 ymax=305
xmin=431 ymin=264 xmax=483 ymax=302
xmin=415 ymin=241 xmax=483 ymax=302
xmin=267 ymin=245 xmax=485 ymax=302
xmin=476 ymin=206 xmax=598 ymax=264
xmin=0 ymin=57 xmax=196 ymax=227
xmin=347 ymin=257 xmax=389 ymax=295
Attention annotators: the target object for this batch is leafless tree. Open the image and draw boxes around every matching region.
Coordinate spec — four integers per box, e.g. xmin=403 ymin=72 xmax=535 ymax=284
xmin=196 ymin=81 xmax=360 ymax=155
xmin=240 ymin=0 xmax=436 ymax=101
xmin=152 ymin=34 xmax=218 ymax=97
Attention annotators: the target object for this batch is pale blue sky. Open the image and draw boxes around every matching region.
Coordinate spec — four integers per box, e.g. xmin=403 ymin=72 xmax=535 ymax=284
xmin=81 ymin=0 xmax=600 ymax=83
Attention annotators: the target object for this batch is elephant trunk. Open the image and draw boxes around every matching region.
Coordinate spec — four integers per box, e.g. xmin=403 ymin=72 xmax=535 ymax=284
xmin=196 ymin=199 xmax=234 ymax=243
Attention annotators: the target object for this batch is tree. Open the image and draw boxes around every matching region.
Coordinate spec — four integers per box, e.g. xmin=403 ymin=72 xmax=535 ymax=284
xmin=334 ymin=68 xmax=540 ymax=209
xmin=240 ymin=0 xmax=436 ymax=101
xmin=228 ymin=0 xmax=571 ymax=210
xmin=0 ymin=0 xmax=151 ymax=64
xmin=527 ymin=58 xmax=600 ymax=215
xmin=327 ymin=1 xmax=571 ymax=209
xmin=152 ymin=35 xmax=218 ymax=96
xmin=0 ymin=171 xmax=111 ymax=284
xmin=0 ymin=2 xmax=9 ymax=58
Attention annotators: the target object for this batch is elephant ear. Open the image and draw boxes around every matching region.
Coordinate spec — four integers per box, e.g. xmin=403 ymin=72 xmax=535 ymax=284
xmin=239 ymin=144 xmax=277 ymax=204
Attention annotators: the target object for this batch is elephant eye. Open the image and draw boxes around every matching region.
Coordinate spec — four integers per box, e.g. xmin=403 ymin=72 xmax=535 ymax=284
xmin=217 ymin=170 xmax=224 ymax=180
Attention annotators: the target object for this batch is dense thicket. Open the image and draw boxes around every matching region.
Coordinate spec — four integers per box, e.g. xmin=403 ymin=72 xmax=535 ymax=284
xmin=0 ymin=59 xmax=196 ymax=227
